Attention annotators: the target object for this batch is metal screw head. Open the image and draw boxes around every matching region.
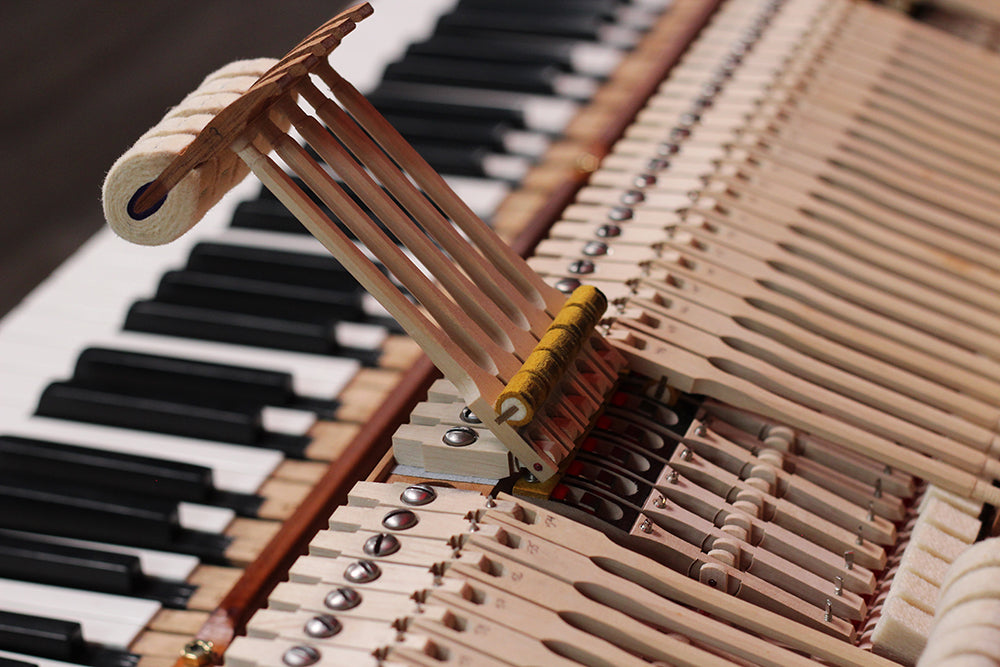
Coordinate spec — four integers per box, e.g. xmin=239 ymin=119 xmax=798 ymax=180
xmin=646 ymin=158 xmax=669 ymax=172
xmin=344 ymin=559 xmax=382 ymax=584
xmin=459 ymin=406 xmax=481 ymax=424
xmin=283 ymin=646 xmax=321 ymax=667
xmin=181 ymin=640 xmax=215 ymax=667
xmin=640 ymin=518 xmax=653 ymax=533
xmin=304 ymin=614 xmax=342 ymax=639
xmin=443 ymin=426 xmax=478 ymax=447
xmin=607 ymin=206 xmax=634 ymax=221
xmin=596 ymin=224 xmax=621 ymax=238
xmin=680 ymin=447 xmax=692 ymax=461
xmin=400 ymin=483 xmax=437 ymax=506
xmin=554 ymin=277 xmax=581 ymax=294
xmin=654 ymin=495 xmax=667 ymax=509
xmin=363 ymin=532 xmax=401 ymax=557
xmin=669 ymin=127 xmax=691 ymax=142
xmin=582 ymin=241 xmax=608 ymax=257
xmin=383 ymin=508 xmax=419 ymax=531
xmin=657 ymin=142 xmax=680 ymax=157
xmin=324 ymin=587 xmax=362 ymax=611
xmin=634 ymin=173 xmax=657 ymax=188
xmin=620 ymin=190 xmax=645 ymax=205
xmin=568 ymin=259 xmax=595 ymax=275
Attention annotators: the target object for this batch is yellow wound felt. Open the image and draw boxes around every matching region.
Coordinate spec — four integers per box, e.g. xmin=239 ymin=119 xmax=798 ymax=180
xmin=493 ymin=285 xmax=608 ymax=426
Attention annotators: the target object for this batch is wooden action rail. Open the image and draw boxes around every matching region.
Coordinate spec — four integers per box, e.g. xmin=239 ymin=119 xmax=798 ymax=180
xmin=100 ymin=2 xmax=722 ymax=664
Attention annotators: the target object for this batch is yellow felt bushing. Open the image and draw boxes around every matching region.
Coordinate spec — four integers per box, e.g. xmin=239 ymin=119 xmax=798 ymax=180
xmin=565 ymin=284 xmax=608 ymax=321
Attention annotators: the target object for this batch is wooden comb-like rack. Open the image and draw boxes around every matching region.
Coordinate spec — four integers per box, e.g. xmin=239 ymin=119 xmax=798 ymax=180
xmin=103 ymin=2 xmax=627 ymax=482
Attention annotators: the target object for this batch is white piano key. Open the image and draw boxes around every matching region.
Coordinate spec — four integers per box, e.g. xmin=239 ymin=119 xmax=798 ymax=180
xmin=0 ymin=530 xmax=198 ymax=582
xmin=480 ymin=154 xmax=532 ymax=183
xmin=568 ymin=43 xmax=625 ymax=78
xmin=441 ymin=175 xmax=510 ymax=217
xmin=177 ymin=503 xmax=235 ymax=534
xmin=501 ymin=129 xmax=550 ymax=158
xmin=552 ymin=73 xmax=601 ymax=100
xmin=261 ymin=407 xmax=317 ymax=436
xmin=0 ymin=578 xmax=160 ymax=649
xmin=0 ymin=411 xmax=279 ymax=495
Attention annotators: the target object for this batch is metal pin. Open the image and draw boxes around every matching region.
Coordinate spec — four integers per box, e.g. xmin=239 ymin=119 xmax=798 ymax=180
xmin=844 ymin=550 xmax=855 ymax=570
xmin=874 ymin=478 xmax=882 ymax=499
xmin=834 ymin=576 xmax=843 ymax=596
xmin=824 ymin=599 xmax=832 ymax=623
xmin=443 ymin=426 xmax=478 ymax=446
xmin=694 ymin=425 xmax=707 ymax=437
xmin=495 ymin=405 xmax=519 ymax=425
xmin=866 ymin=502 xmax=875 ymax=522
xmin=484 ymin=496 xmax=497 ymax=509
xmin=856 ymin=525 xmax=864 ymax=546
xmin=668 ymin=468 xmax=679 ymax=484
xmin=654 ymin=495 xmax=667 ymax=509
xmin=282 ymin=646 xmax=321 ymax=667
xmin=640 ymin=518 xmax=654 ymax=533
xmin=680 ymin=447 xmax=692 ymax=461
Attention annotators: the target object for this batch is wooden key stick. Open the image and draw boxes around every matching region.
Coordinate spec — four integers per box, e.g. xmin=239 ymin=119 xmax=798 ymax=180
xmin=479 ymin=501 xmax=893 ymax=667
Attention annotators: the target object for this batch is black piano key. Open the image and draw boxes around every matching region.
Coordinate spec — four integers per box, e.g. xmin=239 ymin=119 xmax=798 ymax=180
xmin=0 ymin=435 xmax=214 ymax=504
xmin=0 ymin=657 xmax=36 ymax=667
xmin=154 ymin=270 xmax=364 ymax=324
xmin=382 ymin=113 xmax=511 ymax=152
xmin=456 ymin=0 xmax=624 ymax=14
xmin=36 ymin=383 xmax=312 ymax=458
xmin=0 ymin=474 xmax=178 ymax=547
xmin=186 ymin=242 xmax=358 ymax=291
xmin=435 ymin=10 xmax=608 ymax=42
xmin=231 ymin=199 xmax=310 ymax=235
xmin=0 ymin=611 xmax=84 ymax=663
xmin=250 ymin=179 xmax=408 ymax=243
xmin=0 ymin=533 xmax=140 ymax=596
xmin=36 ymin=383 xmax=262 ymax=446
xmin=73 ymin=347 xmax=297 ymax=408
xmin=0 ymin=533 xmax=196 ymax=609
xmin=406 ymin=34 xmax=580 ymax=71
xmin=125 ymin=300 xmax=338 ymax=355
xmin=382 ymin=56 xmax=566 ymax=96
xmin=406 ymin=142 xmax=491 ymax=179
xmin=367 ymin=91 xmax=526 ymax=128
xmin=0 ymin=474 xmax=230 ymax=563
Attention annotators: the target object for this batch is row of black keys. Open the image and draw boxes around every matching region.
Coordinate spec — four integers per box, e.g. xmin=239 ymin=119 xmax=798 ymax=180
xmin=1 ymin=242 xmax=398 ymax=570
xmin=0 ymin=1 xmax=662 ymax=664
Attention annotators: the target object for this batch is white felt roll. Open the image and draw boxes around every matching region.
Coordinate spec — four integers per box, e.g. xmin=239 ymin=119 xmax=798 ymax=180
xmin=940 ymin=539 xmax=1000 ymax=601
xmin=101 ymin=60 xmax=275 ymax=246
xmin=103 ymin=132 xmax=227 ymax=245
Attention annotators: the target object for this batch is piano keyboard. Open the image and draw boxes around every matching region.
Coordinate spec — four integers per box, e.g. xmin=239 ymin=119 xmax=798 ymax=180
xmin=9 ymin=0 xmax=1000 ymax=665
xmin=0 ymin=1 xmax=698 ymax=667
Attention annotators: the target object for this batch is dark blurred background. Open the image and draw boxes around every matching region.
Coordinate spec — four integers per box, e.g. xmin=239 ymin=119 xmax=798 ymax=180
xmin=0 ymin=2 xmax=348 ymax=319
